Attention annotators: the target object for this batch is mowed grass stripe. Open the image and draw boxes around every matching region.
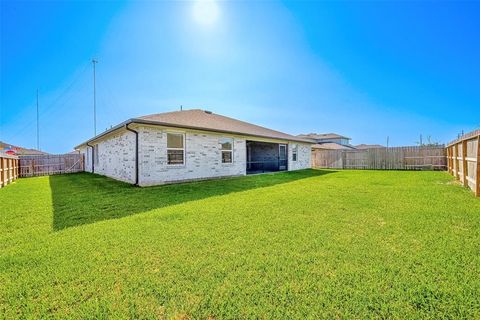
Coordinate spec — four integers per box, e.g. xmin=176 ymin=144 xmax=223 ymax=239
xmin=1 ymin=170 xmax=479 ymax=318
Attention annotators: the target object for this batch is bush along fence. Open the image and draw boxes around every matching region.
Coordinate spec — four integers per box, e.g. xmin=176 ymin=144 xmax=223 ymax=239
xmin=19 ymin=153 xmax=84 ymax=177
xmin=0 ymin=153 xmax=19 ymax=188
xmin=312 ymin=146 xmax=446 ymax=171
xmin=447 ymin=129 xmax=480 ymax=197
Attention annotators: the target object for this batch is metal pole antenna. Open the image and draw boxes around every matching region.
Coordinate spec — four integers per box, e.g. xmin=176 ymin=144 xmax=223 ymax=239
xmin=36 ymin=89 xmax=40 ymax=150
xmin=92 ymin=59 xmax=98 ymax=136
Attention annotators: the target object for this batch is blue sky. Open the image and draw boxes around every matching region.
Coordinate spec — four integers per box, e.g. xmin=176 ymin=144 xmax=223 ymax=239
xmin=1 ymin=0 xmax=479 ymax=153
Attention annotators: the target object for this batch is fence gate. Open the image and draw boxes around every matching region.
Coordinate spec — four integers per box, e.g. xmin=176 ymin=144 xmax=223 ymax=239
xmin=19 ymin=154 xmax=84 ymax=177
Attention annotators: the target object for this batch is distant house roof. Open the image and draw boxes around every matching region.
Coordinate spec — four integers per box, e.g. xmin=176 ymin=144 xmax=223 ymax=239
xmin=297 ymin=133 xmax=351 ymax=140
xmin=355 ymin=144 xmax=385 ymax=149
xmin=0 ymin=141 xmax=48 ymax=156
xmin=76 ymin=109 xmax=313 ymax=148
xmin=311 ymin=143 xmax=356 ymax=150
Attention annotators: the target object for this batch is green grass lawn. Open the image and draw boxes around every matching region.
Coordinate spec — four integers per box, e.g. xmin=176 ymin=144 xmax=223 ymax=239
xmin=1 ymin=169 xmax=479 ymax=319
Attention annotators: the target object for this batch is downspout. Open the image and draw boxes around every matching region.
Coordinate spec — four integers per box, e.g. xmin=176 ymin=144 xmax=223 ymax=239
xmin=125 ymin=123 xmax=139 ymax=186
xmin=86 ymin=142 xmax=94 ymax=173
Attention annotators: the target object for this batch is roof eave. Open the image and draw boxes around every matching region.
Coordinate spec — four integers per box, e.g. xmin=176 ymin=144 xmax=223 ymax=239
xmin=132 ymin=118 xmax=314 ymax=143
xmin=74 ymin=119 xmax=134 ymax=149
xmin=75 ymin=118 xmax=314 ymax=149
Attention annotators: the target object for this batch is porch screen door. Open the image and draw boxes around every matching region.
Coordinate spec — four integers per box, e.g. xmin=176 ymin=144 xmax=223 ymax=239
xmin=279 ymin=144 xmax=287 ymax=170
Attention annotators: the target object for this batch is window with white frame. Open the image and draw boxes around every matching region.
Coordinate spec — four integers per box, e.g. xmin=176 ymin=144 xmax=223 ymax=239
xmin=292 ymin=144 xmax=298 ymax=161
xmin=94 ymin=144 xmax=99 ymax=165
xmin=167 ymin=133 xmax=185 ymax=165
xmin=220 ymin=137 xmax=233 ymax=163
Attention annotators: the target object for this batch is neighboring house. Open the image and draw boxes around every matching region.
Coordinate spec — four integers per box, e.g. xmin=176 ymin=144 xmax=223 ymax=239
xmin=311 ymin=143 xmax=355 ymax=151
xmin=0 ymin=141 xmax=48 ymax=156
xmin=298 ymin=133 xmax=355 ymax=151
xmin=75 ymin=109 xmax=313 ymax=186
xmin=297 ymin=133 xmax=352 ymax=146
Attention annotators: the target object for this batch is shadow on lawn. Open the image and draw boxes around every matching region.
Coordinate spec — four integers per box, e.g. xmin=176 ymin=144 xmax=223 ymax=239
xmin=49 ymin=169 xmax=335 ymax=231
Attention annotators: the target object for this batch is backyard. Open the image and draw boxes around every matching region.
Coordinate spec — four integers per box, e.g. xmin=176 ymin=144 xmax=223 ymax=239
xmin=1 ymin=169 xmax=479 ymax=318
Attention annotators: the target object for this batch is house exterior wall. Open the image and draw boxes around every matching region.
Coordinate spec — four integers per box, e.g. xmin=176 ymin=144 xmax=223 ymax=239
xmin=94 ymin=130 xmax=136 ymax=183
xmin=288 ymin=142 xmax=311 ymax=171
xmin=316 ymin=138 xmax=350 ymax=146
xmin=77 ymin=125 xmax=312 ymax=186
xmin=78 ymin=146 xmax=92 ymax=172
xmin=137 ymin=125 xmax=246 ymax=186
xmin=78 ymin=130 xmax=136 ymax=183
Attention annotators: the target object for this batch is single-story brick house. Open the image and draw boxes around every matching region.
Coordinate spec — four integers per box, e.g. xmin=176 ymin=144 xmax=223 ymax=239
xmin=75 ymin=109 xmax=313 ymax=186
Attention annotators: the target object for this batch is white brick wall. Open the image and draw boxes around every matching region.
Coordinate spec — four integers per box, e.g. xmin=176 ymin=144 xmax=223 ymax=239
xmin=288 ymin=142 xmax=312 ymax=171
xmin=77 ymin=126 xmax=312 ymax=186
xmin=94 ymin=131 xmax=136 ymax=183
xmin=138 ymin=126 xmax=246 ymax=186
xmin=78 ymin=130 xmax=136 ymax=184
xmin=78 ymin=146 xmax=91 ymax=172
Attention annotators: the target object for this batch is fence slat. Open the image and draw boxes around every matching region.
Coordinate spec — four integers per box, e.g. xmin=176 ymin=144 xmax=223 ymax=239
xmin=19 ymin=154 xmax=84 ymax=177
xmin=447 ymin=129 xmax=480 ymax=197
xmin=477 ymin=135 xmax=480 ymax=197
xmin=0 ymin=154 xmax=19 ymax=188
xmin=312 ymin=146 xmax=446 ymax=171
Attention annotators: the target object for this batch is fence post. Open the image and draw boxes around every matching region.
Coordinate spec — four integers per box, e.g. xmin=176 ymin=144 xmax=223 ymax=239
xmin=450 ymin=146 xmax=453 ymax=174
xmin=446 ymin=146 xmax=449 ymax=173
xmin=476 ymin=135 xmax=480 ymax=197
xmin=0 ymin=157 xmax=3 ymax=187
xmin=454 ymin=143 xmax=459 ymax=179
xmin=462 ymin=140 xmax=468 ymax=187
xmin=7 ymin=158 xmax=11 ymax=183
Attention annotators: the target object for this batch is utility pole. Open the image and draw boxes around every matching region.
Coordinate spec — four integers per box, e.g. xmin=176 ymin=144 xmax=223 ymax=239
xmin=36 ymin=89 xmax=40 ymax=150
xmin=92 ymin=59 xmax=98 ymax=136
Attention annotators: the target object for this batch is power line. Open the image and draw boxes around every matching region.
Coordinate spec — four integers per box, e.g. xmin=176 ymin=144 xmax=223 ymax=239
xmin=5 ymin=62 xmax=90 ymax=142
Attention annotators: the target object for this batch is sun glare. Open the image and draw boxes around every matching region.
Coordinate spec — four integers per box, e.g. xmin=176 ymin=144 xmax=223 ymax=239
xmin=193 ymin=0 xmax=219 ymax=26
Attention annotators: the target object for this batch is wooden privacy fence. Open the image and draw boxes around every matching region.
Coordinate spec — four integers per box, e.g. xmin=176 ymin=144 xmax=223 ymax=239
xmin=0 ymin=154 xmax=19 ymax=188
xmin=312 ymin=146 xmax=446 ymax=171
xmin=446 ymin=129 xmax=480 ymax=197
xmin=19 ymin=153 xmax=84 ymax=177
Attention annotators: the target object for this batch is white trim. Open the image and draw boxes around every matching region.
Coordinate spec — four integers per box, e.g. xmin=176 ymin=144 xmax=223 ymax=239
xmin=220 ymin=137 xmax=234 ymax=164
xmin=166 ymin=132 xmax=186 ymax=166
xmin=292 ymin=144 xmax=298 ymax=162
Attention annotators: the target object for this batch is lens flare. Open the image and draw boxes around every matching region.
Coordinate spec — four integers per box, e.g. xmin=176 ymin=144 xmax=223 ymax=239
xmin=193 ymin=0 xmax=219 ymax=26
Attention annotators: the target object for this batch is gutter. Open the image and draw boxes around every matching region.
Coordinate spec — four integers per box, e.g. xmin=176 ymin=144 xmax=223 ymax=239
xmin=86 ymin=142 xmax=94 ymax=173
xmin=125 ymin=123 xmax=139 ymax=186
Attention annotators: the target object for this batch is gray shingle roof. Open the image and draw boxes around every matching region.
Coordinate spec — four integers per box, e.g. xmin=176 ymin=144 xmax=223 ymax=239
xmin=76 ymin=109 xmax=313 ymax=148
xmin=136 ymin=110 xmax=311 ymax=142
xmin=312 ymin=143 xmax=356 ymax=150
xmin=298 ymin=133 xmax=350 ymax=140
